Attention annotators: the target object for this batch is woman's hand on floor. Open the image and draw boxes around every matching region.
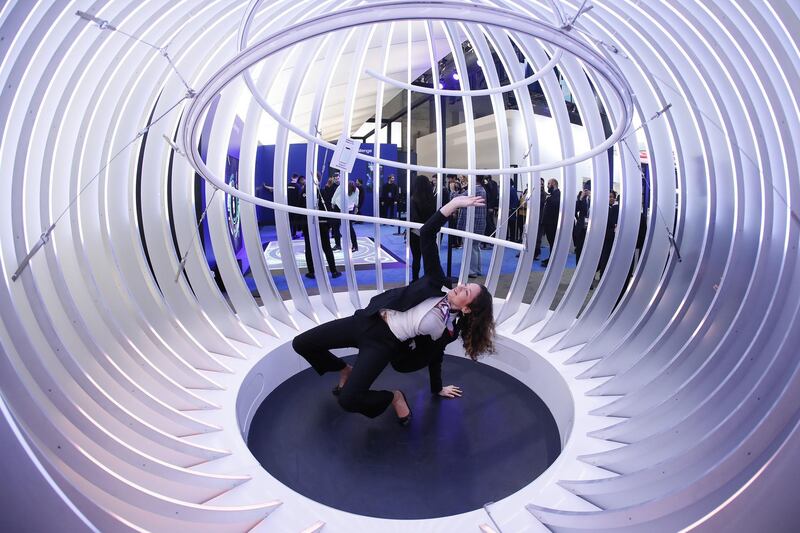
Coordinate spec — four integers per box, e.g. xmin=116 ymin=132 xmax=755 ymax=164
xmin=438 ymin=385 xmax=462 ymax=398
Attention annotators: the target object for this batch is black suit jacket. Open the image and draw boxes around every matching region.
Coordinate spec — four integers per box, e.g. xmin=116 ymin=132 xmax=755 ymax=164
xmin=606 ymin=203 xmax=619 ymax=235
xmin=356 ymin=210 xmax=461 ymax=392
xmin=574 ymin=193 xmax=589 ymax=224
xmin=542 ymin=188 xmax=561 ymax=227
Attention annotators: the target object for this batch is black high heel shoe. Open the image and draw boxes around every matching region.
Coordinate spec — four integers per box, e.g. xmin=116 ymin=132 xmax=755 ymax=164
xmin=396 ymin=391 xmax=412 ymax=426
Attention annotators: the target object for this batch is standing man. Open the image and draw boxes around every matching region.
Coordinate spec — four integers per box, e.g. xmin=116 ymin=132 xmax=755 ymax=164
xmin=322 ymin=175 xmax=338 ymax=248
xmin=540 ymin=178 xmax=560 ymax=266
xmin=355 ymin=178 xmax=365 ymax=223
xmin=597 ymin=190 xmax=619 ymax=279
xmin=332 ymin=180 xmax=360 ymax=252
xmin=482 ymin=175 xmax=499 ymax=249
xmin=507 ymin=181 xmax=520 ymax=243
xmin=286 ymin=174 xmax=303 ymax=238
xmin=534 ymin=177 xmax=546 ymax=259
xmin=381 ymin=175 xmax=399 ymax=220
xmin=572 ymin=180 xmax=591 ymax=262
xmin=303 ymin=174 xmax=341 ymax=280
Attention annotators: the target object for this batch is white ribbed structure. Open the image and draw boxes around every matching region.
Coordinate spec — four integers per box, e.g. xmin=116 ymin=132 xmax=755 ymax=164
xmin=1 ymin=1 xmax=799 ymax=531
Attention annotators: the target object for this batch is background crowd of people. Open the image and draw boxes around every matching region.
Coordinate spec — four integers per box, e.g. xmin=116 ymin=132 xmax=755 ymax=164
xmin=262 ymin=171 xmax=634 ymax=286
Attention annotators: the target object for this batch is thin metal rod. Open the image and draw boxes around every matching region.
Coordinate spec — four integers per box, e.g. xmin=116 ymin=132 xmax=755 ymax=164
xmin=175 ymin=187 xmax=219 ymax=282
xmin=11 ymin=95 xmax=189 ymax=282
xmin=625 ymin=103 xmax=673 ymax=139
xmin=561 ymin=0 xmax=593 ymax=30
xmin=75 ymin=11 xmax=194 ymax=94
xmin=621 ymin=139 xmax=682 ymax=262
xmin=486 ymin=188 xmax=528 ymax=240
xmin=570 ymin=24 xmax=628 ymax=58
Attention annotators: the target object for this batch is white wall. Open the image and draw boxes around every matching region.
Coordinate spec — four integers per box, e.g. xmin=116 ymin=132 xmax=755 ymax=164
xmin=415 ymin=110 xmax=596 ymax=189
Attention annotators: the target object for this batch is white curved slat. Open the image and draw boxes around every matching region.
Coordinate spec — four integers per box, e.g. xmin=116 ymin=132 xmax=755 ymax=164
xmin=492 ymin=28 xmax=543 ymax=325
xmin=337 ymin=26 xmax=376 ymax=307
xmin=5 ymin=4 xmax=228 ymax=386
xmin=169 ymin=6 xmax=283 ymax=337
xmin=20 ymin=23 xmax=223 ymax=421
xmin=534 ymin=50 xmax=613 ymax=340
xmin=76 ymin=5 xmax=243 ymax=372
xmin=513 ymin=34 xmax=578 ymax=331
xmin=441 ymin=20 xmax=478 ymax=283
xmin=1 ymin=3 xmax=229 ymax=461
xmin=464 ymin=24 xmax=513 ymax=294
xmin=235 ymin=6 xmax=309 ymax=330
xmin=572 ymin=3 xmax=749 ymax=377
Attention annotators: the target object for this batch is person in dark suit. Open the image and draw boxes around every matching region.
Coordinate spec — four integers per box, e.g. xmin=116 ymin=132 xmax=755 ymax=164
xmin=302 ymin=175 xmax=341 ymax=280
xmin=292 ymin=194 xmax=495 ymax=425
xmin=380 ymin=175 xmax=399 ymax=219
xmin=507 ymin=182 xmax=521 ymax=243
xmin=540 ymin=178 xmax=561 ymax=266
xmin=321 ymin=175 xmax=337 ymax=211
xmin=597 ymin=190 xmax=619 ymax=278
xmin=572 ymin=181 xmax=591 ymax=262
xmin=409 ymin=175 xmax=437 ymax=281
xmin=355 ymin=178 xmax=365 ymax=223
xmin=286 ymin=174 xmax=303 ymax=238
xmin=482 ymin=175 xmax=499 ymax=249
xmin=534 ymin=177 xmax=546 ymax=259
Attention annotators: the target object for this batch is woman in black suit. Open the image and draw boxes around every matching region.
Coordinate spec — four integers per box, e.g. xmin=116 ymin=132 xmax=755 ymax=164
xmin=409 ymin=175 xmax=437 ymax=281
xmin=292 ymin=194 xmax=495 ymax=425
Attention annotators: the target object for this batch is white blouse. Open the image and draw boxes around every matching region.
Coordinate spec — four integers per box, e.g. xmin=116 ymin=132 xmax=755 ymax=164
xmin=332 ymin=185 xmax=360 ymax=213
xmin=381 ymin=296 xmax=454 ymax=341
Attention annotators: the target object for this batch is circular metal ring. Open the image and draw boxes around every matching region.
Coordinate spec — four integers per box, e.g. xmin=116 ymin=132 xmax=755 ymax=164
xmin=181 ymin=0 xmax=635 ymax=212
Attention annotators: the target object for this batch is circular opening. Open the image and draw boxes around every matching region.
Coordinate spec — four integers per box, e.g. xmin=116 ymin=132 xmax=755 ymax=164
xmin=238 ymin=337 xmax=572 ymax=519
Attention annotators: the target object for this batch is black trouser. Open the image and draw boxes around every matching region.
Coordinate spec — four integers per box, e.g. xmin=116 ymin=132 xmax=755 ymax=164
xmin=330 ymin=207 xmax=342 ymax=245
xmin=597 ymin=231 xmax=615 ymax=277
xmin=484 ymin=209 xmax=496 ymax=244
xmin=573 ymin=223 xmax=586 ymax=261
xmin=507 ymin=215 xmax=518 ymax=243
xmin=409 ymin=231 xmax=422 ymax=281
xmin=289 ymin=213 xmax=301 ymax=238
xmin=349 ymin=220 xmax=358 ymax=250
xmin=535 ymin=224 xmax=543 ymax=257
xmin=330 ymin=208 xmax=358 ymax=249
xmin=292 ymin=314 xmax=403 ymax=418
xmin=543 ymin=223 xmax=557 ymax=256
xmin=303 ymin=220 xmax=338 ymax=274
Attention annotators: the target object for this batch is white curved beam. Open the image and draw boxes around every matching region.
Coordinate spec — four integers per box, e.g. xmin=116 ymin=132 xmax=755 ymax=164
xmin=361 ymin=46 xmax=563 ymax=97
xmin=187 ymin=0 xmax=634 ymax=188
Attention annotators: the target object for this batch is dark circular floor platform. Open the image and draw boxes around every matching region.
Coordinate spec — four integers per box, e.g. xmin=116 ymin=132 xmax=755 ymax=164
xmin=247 ymin=354 xmax=561 ymax=519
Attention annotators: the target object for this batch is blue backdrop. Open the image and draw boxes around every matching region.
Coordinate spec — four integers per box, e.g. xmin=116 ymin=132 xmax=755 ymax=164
xmin=255 ymin=143 xmax=399 ymax=225
xmin=198 ymin=135 xmax=398 ymax=272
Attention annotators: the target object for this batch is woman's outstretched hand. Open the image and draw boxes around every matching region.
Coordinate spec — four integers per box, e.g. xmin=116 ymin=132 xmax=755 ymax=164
xmin=440 ymin=195 xmax=485 ymax=217
xmin=438 ymin=385 xmax=462 ymax=398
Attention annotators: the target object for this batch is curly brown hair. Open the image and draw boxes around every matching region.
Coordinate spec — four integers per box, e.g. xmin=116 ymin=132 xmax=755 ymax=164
xmin=459 ymin=285 xmax=495 ymax=360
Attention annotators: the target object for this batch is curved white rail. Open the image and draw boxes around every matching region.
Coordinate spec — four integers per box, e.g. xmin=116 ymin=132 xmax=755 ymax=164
xmin=361 ymin=47 xmax=563 ymax=97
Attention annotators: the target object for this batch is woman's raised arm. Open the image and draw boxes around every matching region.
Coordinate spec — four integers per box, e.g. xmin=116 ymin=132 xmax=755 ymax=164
xmin=439 ymin=194 xmax=485 ymax=218
xmin=417 ymin=195 xmax=485 ymax=281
